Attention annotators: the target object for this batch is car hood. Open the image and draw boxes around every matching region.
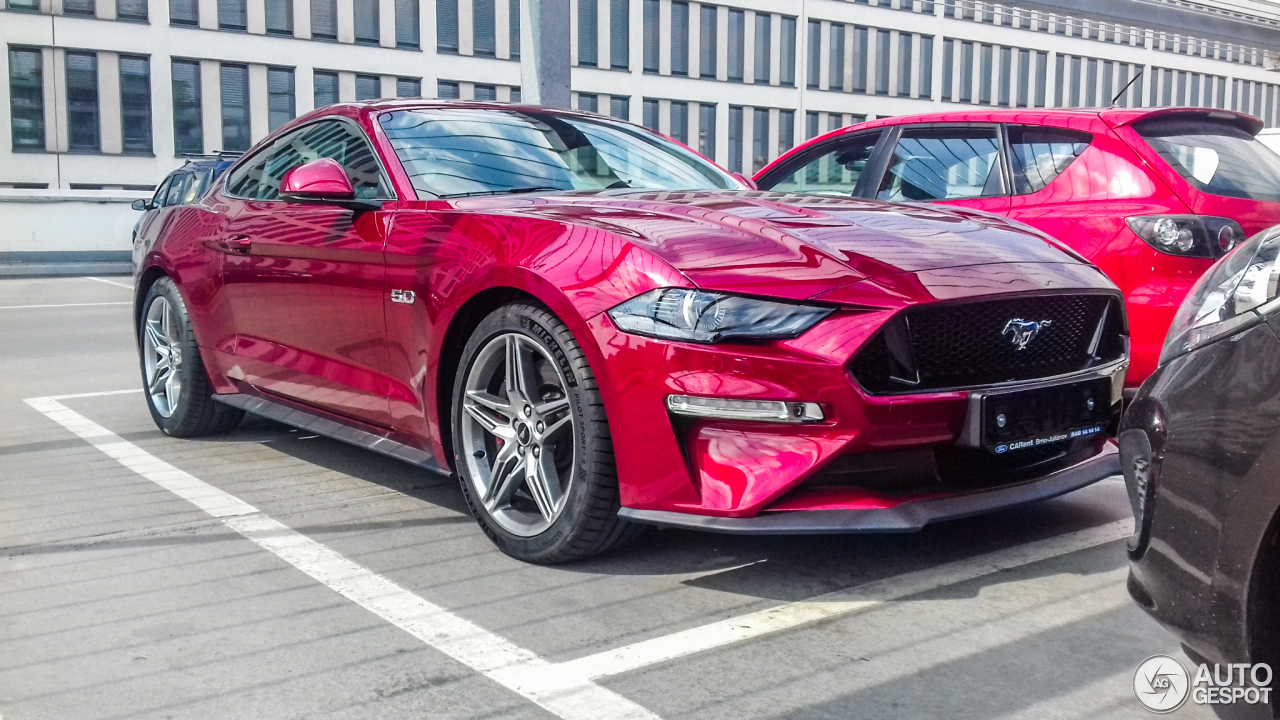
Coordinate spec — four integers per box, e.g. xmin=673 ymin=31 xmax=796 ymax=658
xmin=464 ymin=190 xmax=1090 ymax=300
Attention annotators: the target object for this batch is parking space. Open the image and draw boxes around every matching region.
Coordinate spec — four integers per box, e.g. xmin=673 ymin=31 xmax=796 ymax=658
xmin=0 ymin=276 xmax=1214 ymax=719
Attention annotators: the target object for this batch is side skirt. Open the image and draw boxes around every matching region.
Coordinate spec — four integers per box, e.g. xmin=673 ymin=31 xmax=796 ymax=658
xmin=214 ymin=392 xmax=451 ymax=477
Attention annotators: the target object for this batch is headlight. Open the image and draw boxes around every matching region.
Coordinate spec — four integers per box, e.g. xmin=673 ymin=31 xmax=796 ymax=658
xmin=1126 ymin=215 xmax=1245 ymax=258
xmin=607 ymin=288 xmax=833 ymax=343
xmin=1160 ymin=226 xmax=1280 ymax=365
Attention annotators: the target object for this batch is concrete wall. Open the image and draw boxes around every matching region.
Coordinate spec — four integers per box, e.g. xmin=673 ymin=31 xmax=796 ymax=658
xmin=0 ymin=189 xmax=150 ymax=256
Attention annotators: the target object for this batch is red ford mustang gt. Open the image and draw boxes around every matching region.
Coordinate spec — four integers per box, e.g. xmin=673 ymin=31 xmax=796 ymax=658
xmin=132 ymin=101 xmax=1128 ymax=563
xmin=756 ymin=107 xmax=1280 ymax=388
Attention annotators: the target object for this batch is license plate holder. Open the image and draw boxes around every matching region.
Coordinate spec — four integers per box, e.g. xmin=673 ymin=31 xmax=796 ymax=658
xmin=981 ymin=377 xmax=1111 ymax=455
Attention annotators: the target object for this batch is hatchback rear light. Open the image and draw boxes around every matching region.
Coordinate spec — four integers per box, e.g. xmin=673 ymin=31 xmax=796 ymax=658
xmin=1125 ymin=215 xmax=1246 ymax=258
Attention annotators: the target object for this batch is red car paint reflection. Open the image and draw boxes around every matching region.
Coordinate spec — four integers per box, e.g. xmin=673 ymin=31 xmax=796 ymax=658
xmin=757 ymin=107 xmax=1280 ymax=387
xmin=134 ymin=101 xmax=1127 ymax=532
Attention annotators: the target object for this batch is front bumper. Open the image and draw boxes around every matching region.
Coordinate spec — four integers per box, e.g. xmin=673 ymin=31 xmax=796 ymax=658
xmin=620 ymin=444 xmax=1119 ymax=533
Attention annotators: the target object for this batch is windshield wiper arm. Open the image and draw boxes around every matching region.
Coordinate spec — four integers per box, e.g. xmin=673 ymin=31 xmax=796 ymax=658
xmin=439 ymin=186 xmax=564 ymax=199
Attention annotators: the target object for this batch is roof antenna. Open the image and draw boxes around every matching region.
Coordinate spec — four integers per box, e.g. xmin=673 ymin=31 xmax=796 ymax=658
xmin=1111 ymin=69 xmax=1144 ymax=107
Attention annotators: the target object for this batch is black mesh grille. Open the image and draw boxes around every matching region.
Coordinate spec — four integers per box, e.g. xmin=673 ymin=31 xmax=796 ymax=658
xmin=850 ymin=294 xmax=1124 ymax=394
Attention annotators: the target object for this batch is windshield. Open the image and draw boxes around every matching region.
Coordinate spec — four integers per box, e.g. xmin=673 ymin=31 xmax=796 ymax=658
xmin=378 ymin=108 xmax=740 ymax=199
xmin=1136 ymin=117 xmax=1280 ymax=202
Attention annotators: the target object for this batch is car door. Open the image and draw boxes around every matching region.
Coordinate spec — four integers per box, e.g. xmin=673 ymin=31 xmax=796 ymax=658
xmin=755 ymin=130 xmax=887 ymax=198
xmin=872 ymin=124 xmax=1011 ymax=215
xmin=216 ymin=118 xmax=397 ymax=427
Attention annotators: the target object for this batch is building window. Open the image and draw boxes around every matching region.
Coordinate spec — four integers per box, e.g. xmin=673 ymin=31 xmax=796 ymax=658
xmin=267 ymin=67 xmax=295 ymax=131
xmin=171 ymin=59 xmax=202 ymax=154
xmin=120 ymin=55 xmax=151 ymax=154
xmin=473 ymin=84 xmax=496 ymax=100
xmin=510 ymin=87 xmax=521 ymax=102
xmin=437 ymin=0 xmax=458 ymax=52
xmin=609 ymin=95 xmax=629 ymax=119
xmin=805 ymin=110 xmax=818 ymax=140
xmin=919 ymin=35 xmax=933 ymax=99
xmin=9 ymin=48 xmax=44 ymax=151
xmin=779 ymin=16 xmax=795 ymax=86
xmin=670 ymin=1 xmax=688 ymax=76
xmin=642 ymin=98 xmax=658 ymax=129
xmin=510 ymin=0 xmax=520 ymax=57
xmin=753 ymin=13 xmax=770 ymax=84
xmin=170 ymin=0 xmax=198 ymax=25
xmin=437 ymin=80 xmax=459 ymax=98
xmin=66 ymin=52 xmax=100 ymax=153
xmin=396 ymin=77 xmax=421 ymax=97
xmin=960 ymin=41 xmax=973 ymax=103
xmin=609 ymin=0 xmax=627 ymax=69
xmin=266 ymin=0 xmax=293 ymax=34
xmin=806 ymin=20 xmax=819 ymax=89
xmin=829 ymin=23 xmax=844 ymax=90
xmin=853 ymin=25 xmax=867 ymax=93
xmin=579 ymin=0 xmax=598 ymax=67
xmin=727 ymin=9 xmax=744 ymax=82
xmin=63 ymin=0 xmax=95 ymax=17
xmin=395 ymin=0 xmax=419 ymax=47
xmin=1071 ymin=55 xmax=1082 ymax=106
xmin=355 ymin=0 xmax=380 ymax=44
xmin=670 ymin=100 xmax=688 ymax=143
xmin=474 ymin=0 xmax=495 ymax=56
xmin=312 ymin=0 xmax=337 ymax=39
xmin=314 ymin=70 xmax=339 ymax=107
xmin=778 ymin=109 xmax=793 ymax=152
xmin=941 ymin=38 xmax=952 ymax=101
xmin=356 ymin=74 xmax=379 ymax=101
xmin=117 ymin=0 xmax=148 ymax=22
xmin=728 ymin=105 xmax=743 ymax=172
xmin=898 ymin=33 xmax=912 ymax=96
xmin=1086 ymin=57 xmax=1098 ymax=106
xmin=578 ymin=92 xmax=598 ymax=112
xmin=875 ymin=29 xmax=890 ymax=95
xmin=221 ymin=64 xmax=249 ymax=152
xmin=979 ymin=43 xmax=994 ymax=104
xmin=218 ymin=0 xmax=247 ymax=30
xmin=6 ymin=0 xmax=40 ymax=12
xmin=699 ymin=5 xmax=717 ymax=79
xmin=698 ymin=103 xmax=715 ymax=157
xmin=1034 ymin=51 xmax=1048 ymax=107
xmin=642 ymin=0 xmax=658 ymax=73
xmin=752 ymin=107 xmax=769 ymax=172
xmin=1016 ymin=48 xmax=1029 ymax=107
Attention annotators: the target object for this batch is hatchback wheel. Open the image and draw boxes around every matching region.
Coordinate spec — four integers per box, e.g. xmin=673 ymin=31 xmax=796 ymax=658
xmin=452 ymin=303 xmax=636 ymax=563
xmin=138 ymin=277 xmax=244 ymax=437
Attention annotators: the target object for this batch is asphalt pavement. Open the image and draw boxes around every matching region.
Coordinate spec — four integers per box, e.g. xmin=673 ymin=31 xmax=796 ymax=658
xmin=0 ymin=276 xmax=1216 ymax=719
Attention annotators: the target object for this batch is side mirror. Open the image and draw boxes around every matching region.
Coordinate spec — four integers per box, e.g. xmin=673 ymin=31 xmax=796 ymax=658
xmin=281 ymin=158 xmax=356 ymax=203
xmin=732 ymin=172 xmax=759 ymax=190
xmin=131 ymin=199 xmax=149 ymax=211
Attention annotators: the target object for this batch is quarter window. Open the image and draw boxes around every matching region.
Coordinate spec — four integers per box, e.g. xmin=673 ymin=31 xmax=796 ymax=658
xmin=877 ymin=126 xmax=1003 ymax=202
xmin=1007 ymin=125 xmax=1091 ymax=195
xmin=760 ymin=131 xmax=882 ymax=197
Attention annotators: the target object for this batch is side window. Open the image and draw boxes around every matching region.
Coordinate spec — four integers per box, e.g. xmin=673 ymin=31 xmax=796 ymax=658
xmin=150 ymin=177 xmax=172 ymax=208
xmin=759 ymin=132 xmax=882 ymax=197
xmin=224 ymin=150 xmax=271 ymax=199
xmin=164 ymin=174 xmax=191 ymax=206
xmin=877 ymin=126 xmax=1004 ymax=202
xmin=255 ymin=120 xmax=391 ymax=201
xmin=256 ymin=126 xmax=312 ymax=200
xmin=1007 ymin=125 xmax=1091 ymax=195
xmin=181 ymin=170 xmax=209 ymax=204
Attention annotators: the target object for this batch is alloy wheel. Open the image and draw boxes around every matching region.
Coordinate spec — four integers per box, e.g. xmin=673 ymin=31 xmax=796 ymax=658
xmin=142 ymin=295 xmax=184 ymax=418
xmin=460 ymin=332 xmax=576 ymax=537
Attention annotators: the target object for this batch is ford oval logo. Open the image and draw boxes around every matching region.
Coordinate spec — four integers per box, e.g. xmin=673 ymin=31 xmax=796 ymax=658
xmin=1002 ymin=318 xmax=1052 ymax=350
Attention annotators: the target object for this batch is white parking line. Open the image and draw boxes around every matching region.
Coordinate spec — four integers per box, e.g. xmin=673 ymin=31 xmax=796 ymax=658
xmin=85 ymin=276 xmax=133 ymax=290
xmin=0 ymin=302 xmax=131 ymax=310
xmin=24 ymin=395 xmax=661 ymax=720
xmin=555 ymin=517 xmax=1133 ymax=680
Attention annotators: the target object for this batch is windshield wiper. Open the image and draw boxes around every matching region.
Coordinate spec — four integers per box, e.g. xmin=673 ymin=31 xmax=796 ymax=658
xmin=439 ymin=186 xmax=565 ymax=199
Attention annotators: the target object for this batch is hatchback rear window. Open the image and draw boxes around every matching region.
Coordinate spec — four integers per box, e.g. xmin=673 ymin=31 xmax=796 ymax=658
xmin=1135 ymin=117 xmax=1280 ymax=202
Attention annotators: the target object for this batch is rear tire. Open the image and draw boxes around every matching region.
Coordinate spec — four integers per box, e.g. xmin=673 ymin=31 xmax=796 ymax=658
xmin=138 ymin=276 xmax=243 ymax=437
xmin=451 ymin=302 xmax=638 ymax=563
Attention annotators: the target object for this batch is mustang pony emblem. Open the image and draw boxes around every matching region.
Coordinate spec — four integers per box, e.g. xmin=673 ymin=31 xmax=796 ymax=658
xmin=1002 ymin=318 xmax=1052 ymax=350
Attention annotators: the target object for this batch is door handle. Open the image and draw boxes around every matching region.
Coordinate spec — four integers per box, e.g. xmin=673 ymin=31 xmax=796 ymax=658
xmin=211 ymin=236 xmax=252 ymax=255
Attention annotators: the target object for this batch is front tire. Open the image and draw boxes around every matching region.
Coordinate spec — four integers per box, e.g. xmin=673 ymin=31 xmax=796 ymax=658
xmin=138 ymin=277 xmax=243 ymax=437
xmin=452 ymin=302 xmax=636 ymax=563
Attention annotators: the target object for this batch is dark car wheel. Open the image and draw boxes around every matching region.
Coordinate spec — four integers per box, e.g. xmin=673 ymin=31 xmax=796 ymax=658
xmin=452 ymin=302 xmax=636 ymax=563
xmin=138 ymin=277 xmax=244 ymax=437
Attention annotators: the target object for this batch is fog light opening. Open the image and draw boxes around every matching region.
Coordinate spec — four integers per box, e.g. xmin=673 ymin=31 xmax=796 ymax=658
xmin=665 ymin=394 xmax=825 ymax=423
